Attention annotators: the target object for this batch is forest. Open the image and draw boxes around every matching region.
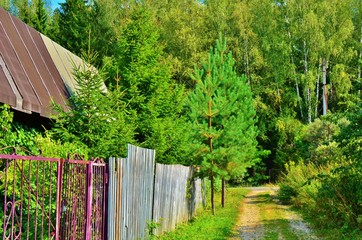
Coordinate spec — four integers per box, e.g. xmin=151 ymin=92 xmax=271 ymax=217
xmin=0 ymin=0 xmax=361 ymax=235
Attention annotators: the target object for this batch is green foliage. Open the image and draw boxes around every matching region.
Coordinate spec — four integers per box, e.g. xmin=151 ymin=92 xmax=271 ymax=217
xmin=0 ymin=104 xmax=14 ymax=149
xmin=53 ymin=0 xmax=116 ymax=65
xmin=0 ymin=105 xmax=88 ymax=238
xmin=277 ymin=184 xmax=297 ymax=205
xmin=274 ymin=116 xmax=304 ymax=168
xmin=144 ymin=0 xmax=208 ymax=87
xmin=31 ymin=0 xmax=49 ymax=34
xmin=278 ymin=104 xmax=362 ymax=234
xmin=146 ymin=219 xmax=162 ymax=239
xmin=315 ymin=162 xmax=362 ymax=230
xmin=105 ymin=6 xmax=189 ymax=163
xmin=277 ymin=161 xmax=321 ymax=207
xmin=54 ymin=0 xmax=90 ymax=57
xmin=0 ymin=0 xmax=10 ymax=11
xmin=158 ymin=188 xmax=249 ymax=240
xmin=0 ymin=104 xmax=42 ymax=155
xmin=51 ymin=53 xmax=134 ymax=159
xmin=187 ymin=35 xmax=260 ymax=181
xmin=35 ymin=134 xmax=88 ymax=159
xmin=0 ymin=103 xmax=87 ymax=157
xmin=243 ymin=160 xmax=270 ymax=186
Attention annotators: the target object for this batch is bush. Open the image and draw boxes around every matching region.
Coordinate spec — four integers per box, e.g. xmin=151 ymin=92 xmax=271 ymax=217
xmin=314 ymin=161 xmax=362 ymax=230
xmin=277 ymin=161 xmax=320 ymax=208
xmin=278 ymin=158 xmax=361 ymax=233
xmin=277 ymin=184 xmax=297 ymax=204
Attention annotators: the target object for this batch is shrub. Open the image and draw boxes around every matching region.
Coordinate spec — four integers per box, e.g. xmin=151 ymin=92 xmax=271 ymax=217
xmin=314 ymin=161 xmax=362 ymax=230
xmin=277 ymin=184 xmax=297 ymax=204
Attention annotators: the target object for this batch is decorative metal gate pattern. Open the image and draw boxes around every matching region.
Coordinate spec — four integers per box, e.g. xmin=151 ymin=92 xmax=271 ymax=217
xmin=0 ymin=153 xmax=107 ymax=240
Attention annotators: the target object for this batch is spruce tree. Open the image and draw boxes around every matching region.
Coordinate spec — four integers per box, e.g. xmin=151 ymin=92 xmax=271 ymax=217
xmin=54 ymin=0 xmax=90 ymax=57
xmin=32 ymin=0 xmax=49 ymax=34
xmin=51 ymin=52 xmax=134 ymax=158
xmin=106 ymin=6 xmax=188 ymax=163
xmin=0 ymin=0 xmax=10 ymax=11
xmin=187 ymin=35 xmax=259 ymax=213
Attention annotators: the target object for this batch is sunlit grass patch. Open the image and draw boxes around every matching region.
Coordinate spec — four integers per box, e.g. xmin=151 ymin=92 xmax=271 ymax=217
xmin=158 ymin=188 xmax=249 ymax=240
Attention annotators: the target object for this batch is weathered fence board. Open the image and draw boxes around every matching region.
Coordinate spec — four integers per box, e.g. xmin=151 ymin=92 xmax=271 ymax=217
xmin=108 ymin=144 xmax=204 ymax=239
xmin=108 ymin=144 xmax=155 ymax=240
xmin=153 ymin=164 xmax=203 ymax=235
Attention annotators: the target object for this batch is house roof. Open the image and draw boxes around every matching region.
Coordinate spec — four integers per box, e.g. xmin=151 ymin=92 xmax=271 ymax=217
xmin=0 ymin=7 xmax=96 ymax=118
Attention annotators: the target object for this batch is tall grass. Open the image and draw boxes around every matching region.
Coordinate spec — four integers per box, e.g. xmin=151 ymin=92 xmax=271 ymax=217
xmin=277 ymin=161 xmax=362 ymax=239
xmin=158 ymin=188 xmax=248 ymax=240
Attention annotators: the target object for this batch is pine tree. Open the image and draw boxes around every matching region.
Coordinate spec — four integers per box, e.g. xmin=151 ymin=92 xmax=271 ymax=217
xmin=187 ymin=35 xmax=259 ymax=213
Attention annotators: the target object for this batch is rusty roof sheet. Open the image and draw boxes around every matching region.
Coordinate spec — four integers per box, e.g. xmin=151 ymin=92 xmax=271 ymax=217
xmin=0 ymin=7 xmax=103 ymax=118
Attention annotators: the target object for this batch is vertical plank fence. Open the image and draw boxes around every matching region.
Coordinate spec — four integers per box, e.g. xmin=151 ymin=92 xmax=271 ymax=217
xmin=108 ymin=144 xmax=155 ymax=240
xmin=108 ymin=144 xmax=204 ymax=239
xmin=153 ymin=164 xmax=203 ymax=235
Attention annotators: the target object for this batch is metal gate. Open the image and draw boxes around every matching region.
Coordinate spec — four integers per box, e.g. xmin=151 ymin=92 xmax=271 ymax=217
xmin=0 ymin=152 xmax=107 ymax=240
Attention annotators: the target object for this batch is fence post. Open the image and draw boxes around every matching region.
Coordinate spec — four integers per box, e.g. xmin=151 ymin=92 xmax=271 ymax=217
xmin=55 ymin=158 xmax=64 ymax=240
xmin=85 ymin=161 xmax=94 ymax=240
xmin=103 ymin=163 xmax=109 ymax=240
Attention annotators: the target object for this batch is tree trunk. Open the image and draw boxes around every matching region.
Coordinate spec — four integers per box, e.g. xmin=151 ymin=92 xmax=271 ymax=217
xmin=315 ymin=59 xmax=321 ymax=118
xmin=211 ymin=169 xmax=215 ymax=215
xmin=322 ymin=58 xmax=328 ymax=116
xmin=221 ymin=178 xmax=225 ymax=208
xmin=303 ymin=40 xmax=311 ymax=123
xmin=307 ymin=88 xmax=312 ymax=123
xmin=208 ymin=100 xmax=215 ymax=215
xmin=291 ymin=56 xmax=303 ymax=119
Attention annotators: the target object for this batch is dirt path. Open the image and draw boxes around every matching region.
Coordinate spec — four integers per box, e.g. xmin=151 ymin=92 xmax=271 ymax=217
xmin=229 ymin=187 xmax=319 ymax=240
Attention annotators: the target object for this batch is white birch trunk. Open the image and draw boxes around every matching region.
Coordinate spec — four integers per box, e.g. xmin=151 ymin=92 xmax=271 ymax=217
xmin=322 ymin=58 xmax=327 ymax=116
xmin=291 ymin=56 xmax=303 ymax=118
xmin=315 ymin=59 xmax=321 ymax=118
xmin=303 ymin=40 xmax=311 ymax=123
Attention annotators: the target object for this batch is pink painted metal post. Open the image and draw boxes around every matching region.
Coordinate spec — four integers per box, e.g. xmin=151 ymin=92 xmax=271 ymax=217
xmin=85 ymin=161 xmax=93 ymax=240
xmin=55 ymin=158 xmax=64 ymax=240
xmin=103 ymin=166 xmax=109 ymax=240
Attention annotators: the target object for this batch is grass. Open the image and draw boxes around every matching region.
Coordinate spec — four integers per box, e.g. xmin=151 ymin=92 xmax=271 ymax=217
xmin=157 ymin=188 xmax=249 ymax=240
xmin=301 ymin=212 xmax=362 ymax=240
xmin=254 ymin=193 xmax=305 ymax=240
xmin=261 ymin=191 xmax=362 ymax=240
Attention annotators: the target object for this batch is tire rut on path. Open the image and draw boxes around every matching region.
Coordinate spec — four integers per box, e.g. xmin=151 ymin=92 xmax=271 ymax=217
xmin=230 ymin=187 xmax=277 ymax=240
xmin=229 ymin=187 xmax=318 ymax=240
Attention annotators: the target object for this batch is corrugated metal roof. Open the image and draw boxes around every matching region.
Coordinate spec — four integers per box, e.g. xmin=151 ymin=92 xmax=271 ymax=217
xmin=0 ymin=7 xmax=103 ymax=118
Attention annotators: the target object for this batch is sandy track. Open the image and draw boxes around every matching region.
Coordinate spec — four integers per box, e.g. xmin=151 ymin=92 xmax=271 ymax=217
xmin=229 ymin=187 xmax=318 ymax=240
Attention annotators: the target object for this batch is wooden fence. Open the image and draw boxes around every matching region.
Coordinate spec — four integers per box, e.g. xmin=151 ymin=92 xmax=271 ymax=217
xmin=107 ymin=144 xmax=204 ymax=239
xmin=153 ymin=164 xmax=203 ymax=235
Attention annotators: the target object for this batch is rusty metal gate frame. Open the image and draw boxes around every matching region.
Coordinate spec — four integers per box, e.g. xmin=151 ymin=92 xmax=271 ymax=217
xmin=0 ymin=153 xmax=108 ymax=240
